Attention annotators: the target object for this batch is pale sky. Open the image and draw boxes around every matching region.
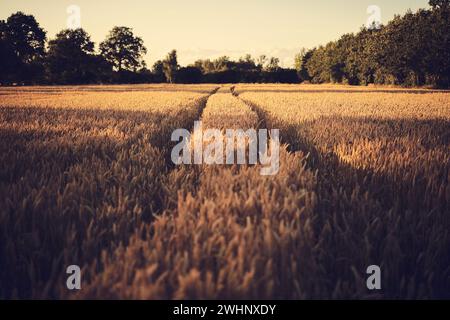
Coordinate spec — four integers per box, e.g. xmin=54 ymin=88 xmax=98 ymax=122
xmin=0 ymin=0 xmax=430 ymax=68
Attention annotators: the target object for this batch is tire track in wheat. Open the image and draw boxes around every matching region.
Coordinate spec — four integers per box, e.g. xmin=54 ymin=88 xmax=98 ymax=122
xmin=79 ymin=86 xmax=317 ymax=299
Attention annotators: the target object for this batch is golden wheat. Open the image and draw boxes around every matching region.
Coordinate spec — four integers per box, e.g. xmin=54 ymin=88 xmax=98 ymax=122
xmin=236 ymin=84 xmax=450 ymax=298
xmin=0 ymin=84 xmax=448 ymax=299
xmin=78 ymin=90 xmax=316 ymax=299
xmin=0 ymin=85 xmax=216 ymax=298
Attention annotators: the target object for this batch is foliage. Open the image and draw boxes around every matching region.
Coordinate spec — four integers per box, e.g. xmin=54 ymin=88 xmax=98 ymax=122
xmin=163 ymin=50 xmax=179 ymax=84
xmin=0 ymin=2 xmax=448 ymax=86
xmin=45 ymin=29 xmax=110 ymax=84
xmin=299 ymin=4 xmax=450 ymax=87
xmin=100 ymin=26 xmax=147 ymax=72
xmin=5 ymin=12 xmax=46 ymax=63
xmin=176 ymin=66 xmax=203 ymax=84
xmin=193 ymin=54 xmax=298 ymax=83
xmin=0 ymin=12 xmax=46 ymax=84
xmin=152 ymin=60 xmax=166 ymax=82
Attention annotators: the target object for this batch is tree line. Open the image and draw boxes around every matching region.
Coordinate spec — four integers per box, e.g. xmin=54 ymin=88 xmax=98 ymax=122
xmin=295 ymin=0 xmax=450 ymax=88
xmin=0 ymin=15 xmax=152 ymax=85
xmin=1 ymin=0 xmax=449 ymax=87
xmin=0 ymin=12 xmax=297 ymax=85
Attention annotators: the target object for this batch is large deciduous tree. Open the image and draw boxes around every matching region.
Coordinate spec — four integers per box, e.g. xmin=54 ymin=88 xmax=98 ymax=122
xmin=100 ymin=26 xmax=147 ymax=72
xmin=46 ymin=28 xmax=110 ymax=84
xmin=1 ymin=12 xmax=46 ymax=84
xmin=5 ymin=12 xmax=46 ymax=63
xmin=301 ymin=1 xmax=450 ymax=88
xmin=294 ymin=48 xmax=314 ymax=82
xmin=152 ymin=60 xmax=166 ymax=82
xmin=162 ymin=50 xmax=179 ymax=83
xmin=0 ymin=20 xmax=20 ymax=84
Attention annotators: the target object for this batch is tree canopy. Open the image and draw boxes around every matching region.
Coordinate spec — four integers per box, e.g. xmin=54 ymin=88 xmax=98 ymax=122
xmin=46 ymin=28 xmax=110 ymax=84
xmin=163 ymin=50 xmax=179 ymax=84
xmin=0 ymin=2 xmax=448 ymax=87
xmin=5 ymin=12 xmax=46 ymax=63
xmin=100 ymin=26 xmax=147 ymax=72
xmin=0 ymin=12 xmax=46 ymax=84
xmin=297 ymin=2 xmax=450 ymax=87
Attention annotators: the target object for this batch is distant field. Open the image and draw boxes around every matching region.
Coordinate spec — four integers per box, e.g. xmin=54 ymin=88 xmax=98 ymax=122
xmin=0 ymin=84 xmax=449 ymax=299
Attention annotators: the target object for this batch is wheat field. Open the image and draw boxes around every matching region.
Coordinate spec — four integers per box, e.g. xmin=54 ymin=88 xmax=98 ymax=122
xmin=0 ymin=84 xmax=448 ymax=299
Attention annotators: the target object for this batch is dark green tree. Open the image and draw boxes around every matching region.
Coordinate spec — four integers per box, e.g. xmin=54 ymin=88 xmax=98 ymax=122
xmin=0 ymin=20 xmax=20 ymax=84
xmin=301 ymin=2 xmax=449 ymax=88
xmin=257 ymin=55 xmax=268 ymax=71
xmin=163 ymin=50 xmax=179 ymax=83
xmin=236 ymin=54 xmax=257 ymax=71
xmin=176 ymin=66 xmax=202 ymax=83
xmin=152 ymin=60 xmax=166 ymax=82
xmin=294 ymin=48 xmax=313 ymax=82
xmin=46 ymin=28 xmax=110 ymax=84
xmin=425 ymin=2 xmax=450 ymax=87
xmin=265 ymin=57 xmax=280 ymax=72
xmin=194 ymin=59 xmax=213 ymax=73
xmin=100 ymin=26 xmax=147 ymax=72
xmin=213 ymin=56 xmax=232 ymax=72
xmin=5 ymin=12 xmax=46 ymax=63
xmin=2 ymin=12 xmax=46 ymax=83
